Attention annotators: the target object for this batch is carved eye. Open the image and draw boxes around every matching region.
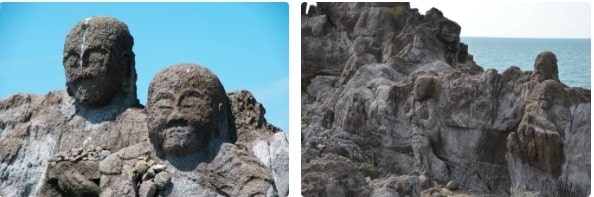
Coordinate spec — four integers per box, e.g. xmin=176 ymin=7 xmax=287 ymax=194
xmin=153 ymin=100 xmax=173 ymax=114
xmin=64 ymin=55 xmax=79 ymax=68
xmin=181 ymin=97 xmax=199 ymax=109
xmin=88 ymin=52 xmax=104 ymax=64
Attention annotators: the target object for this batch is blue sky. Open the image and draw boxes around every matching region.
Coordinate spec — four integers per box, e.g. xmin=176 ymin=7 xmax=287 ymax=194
xmin=0 ymin=2 xmax=289 ymax=133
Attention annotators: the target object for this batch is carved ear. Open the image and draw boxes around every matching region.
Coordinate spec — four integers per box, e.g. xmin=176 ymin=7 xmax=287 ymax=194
xmin=121 ymin=51 xmax=132 ymax=93
xmin=66 ymin=84 xmax=74 ymax=97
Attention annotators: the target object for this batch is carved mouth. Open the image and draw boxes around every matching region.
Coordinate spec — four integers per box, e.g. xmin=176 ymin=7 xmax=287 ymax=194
xmin=164 ymin=127 xmax=193 ymax=140
xmin=70 ymin=72 xmax=95 ymax=84
xmin=72 ymin=78 xmax=98 ymax=99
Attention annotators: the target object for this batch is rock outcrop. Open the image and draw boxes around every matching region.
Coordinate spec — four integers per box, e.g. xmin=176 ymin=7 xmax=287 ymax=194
xmin=0 ymin=76 xmax=147 ymax=197
xmin=301 ymin=3 xmax=590 ymax=197
xmin=229 ymin=90 xmax=289 ymax=197
xmin=0 ymin=17 xmax=288 ymax=197
xmin=99 ymin=63 xmax=288 ymax=197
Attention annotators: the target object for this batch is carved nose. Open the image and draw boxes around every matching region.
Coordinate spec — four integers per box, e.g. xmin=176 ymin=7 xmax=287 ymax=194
xmin=166 ymin=109 xmax=188 ymax=128
xmin=168 ymin=109 xmax=184 ymax=122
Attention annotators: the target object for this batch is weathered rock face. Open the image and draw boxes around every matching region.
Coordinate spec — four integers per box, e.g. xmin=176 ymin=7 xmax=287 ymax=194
xmin=302 ymin=3 xmax=590 ymax=197
xmin=0 ymin=17 xmax=288 ymax=197
xmin=229 ymin=90 xmax=289 ymax=197
xmin=0 ymin=91 xmax=148 ymax=197
xmin=63 ymin=16 xmax=137 ymax=108
xmin=0 ymin=16 xmax=146 ymax=197
xmin=99 ymin=64 xmax=288 ymax=197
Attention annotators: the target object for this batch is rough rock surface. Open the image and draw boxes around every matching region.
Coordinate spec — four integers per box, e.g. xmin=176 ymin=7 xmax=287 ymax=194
xmin=0 ymin=79 xmax=147 ymax=196
xmin=302 ymin=3 xmax=590 ymax=197
xmin=229 ymin=90 xmax=290 ymax=197
xmin=0 ymin=17 xmax=288 ymax=197
xmin=0 ymin=16 xmax=147 ymax=197
xmin=99 ymin=64 xmax=288 ymax=197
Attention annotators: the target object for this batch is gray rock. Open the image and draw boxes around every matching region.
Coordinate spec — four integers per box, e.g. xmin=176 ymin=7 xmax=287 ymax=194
xmin=135 ymin=160 xmax=149 ymax=174
xmin=0 ymin=16 xmax=149 ymax=197
xmin=99 ymin=150 xmax=111 ymax=160
xmin=138 ymin=181 xmax=157 ymax=197
xmin=98 ymin=64 xmax=285 ymax=197
xmin=252 ymin=140 xmax=271 ymax=167
xmin=1 ymin=15 xmax=288 ymax=197
xmin=142 ymin=168 xmax=156 ymax=181
xmin=270 ymin=132 xmax=289 ymax=197
xmin=446 ymin=180 xmax=459 ymax=190
xmin=150 ymin=164 xmax=166 ymax=173
xmin=419 ymin=175 xmax=431 ymax=189
xmin=302 ymin=2 xmax=590 ymax=197
xmin=153 ymin=172 xmax=171 ymax=190
xmin=87 ymin=151 xmax=97 ymax=159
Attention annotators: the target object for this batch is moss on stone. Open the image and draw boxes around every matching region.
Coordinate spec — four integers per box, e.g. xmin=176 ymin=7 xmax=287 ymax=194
xmin=380 ymin=6 xmax=406 ymax=21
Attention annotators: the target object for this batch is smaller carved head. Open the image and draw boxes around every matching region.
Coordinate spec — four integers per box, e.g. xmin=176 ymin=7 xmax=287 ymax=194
xmin=147 ymin=63 xmax=235 ymax=157
xmin=535 ymin=79 xmax=565 ymax=110
xmin=413 ymin=76 xmax=436 ymax=101
xmin=63 ymin=16 xmax=136 ymax=108
xmin=532 ymin=51 xmax=559 ymax=82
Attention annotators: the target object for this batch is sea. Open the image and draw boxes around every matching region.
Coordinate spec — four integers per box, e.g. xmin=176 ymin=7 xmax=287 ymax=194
xmin=461 ymin=37 xmax=591 ymax=90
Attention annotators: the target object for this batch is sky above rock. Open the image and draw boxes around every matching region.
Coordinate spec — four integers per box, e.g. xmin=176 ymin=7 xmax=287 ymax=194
xmin=0 ymin=2 xmax=289 ymax=133
xmin=410 ymin=1 xmax=590 ymax=39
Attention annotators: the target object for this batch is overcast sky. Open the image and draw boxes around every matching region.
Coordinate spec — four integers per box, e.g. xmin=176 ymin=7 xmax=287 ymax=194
xmin=410 ymin=2 xmax=591 ymax=39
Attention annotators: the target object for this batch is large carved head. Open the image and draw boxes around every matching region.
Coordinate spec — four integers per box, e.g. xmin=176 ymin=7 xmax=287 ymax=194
xmin=413 ymin=75 xmax=436 ymax=101
xmin=63 ymin=16 xmax=136 ymax=108
xmin=147 ymin=63 xmax=236 ymax=157
xmin=532 ymin=51 xmax=559 ymax=82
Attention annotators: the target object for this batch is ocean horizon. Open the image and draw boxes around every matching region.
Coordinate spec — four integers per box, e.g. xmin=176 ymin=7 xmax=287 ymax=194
xmin=461 ymin=37 xmax=591 ymax=89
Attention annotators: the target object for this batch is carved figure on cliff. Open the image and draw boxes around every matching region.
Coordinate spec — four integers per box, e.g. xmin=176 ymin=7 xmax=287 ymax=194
xmin=100 ymin=63 xmax=277 ymax=196
xmin=531 ymin=51 xmax=559 ymax=82
xmin=38 ymin=16 xmax=148 ymax=197
xmin=0 ymin=16 xmax=148 ymax=196
xmin=63 ymin=16 xmax=137 ymax=108
xmin=507 ymin=80 xmax=570 ymax=173
xmin=405 ymin=75 xmax=449 ymax=182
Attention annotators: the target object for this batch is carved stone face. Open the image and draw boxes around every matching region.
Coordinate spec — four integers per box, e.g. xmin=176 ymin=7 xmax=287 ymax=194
xmin=537 ymin=80 xmax=562 ymax=110
xmin=413 ymin=76 xmax=435 ymax=101
xmin=438 ymin=20 xmax=461 ymax=43
xmin=63 ymin=17 xmax=134 ymax=107
xmin=147 ymin=64 xmax=230 ymax=157
xmin=533 ymin=51 xmax=558 ymax=82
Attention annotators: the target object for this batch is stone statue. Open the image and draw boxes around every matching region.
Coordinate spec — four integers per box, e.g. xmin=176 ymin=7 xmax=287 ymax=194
xmin=100 ymin=63 xmax=278 ymax=196
xmin=146 ymin=63 xmax=236 ymax=158
xmin=63 ymin=16 xmax=137 ymax=108
xmin=530 ymin=51 xmax=559 ymax=82
xmin=506 ymin=79 xmax=572 ymax=194
xmin=405 ymin=75 xmax=449 ymax=182
xmin=0 ymin=16 xmax=148 ymax=196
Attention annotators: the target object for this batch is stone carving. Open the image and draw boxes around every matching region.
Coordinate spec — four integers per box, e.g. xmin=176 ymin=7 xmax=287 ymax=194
xmin=301 ymin=2 xmax=589 ymax=196
xmin=63 ymin=16 xmax=136 ymax=108
xmin=530 ymin=51 xmax=559 ymax=82
xmin=100 ymin=63 xmax=281 ymax=196
xmin=406 ymin=75 xmax=449 ymax=183
xmin=0 ymin=16 xmax=147 ymax=197
xmin=1 ymin=15 xmax=287 ymax=197
xmin=146 ymin=63 xmax=236 ymax=158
